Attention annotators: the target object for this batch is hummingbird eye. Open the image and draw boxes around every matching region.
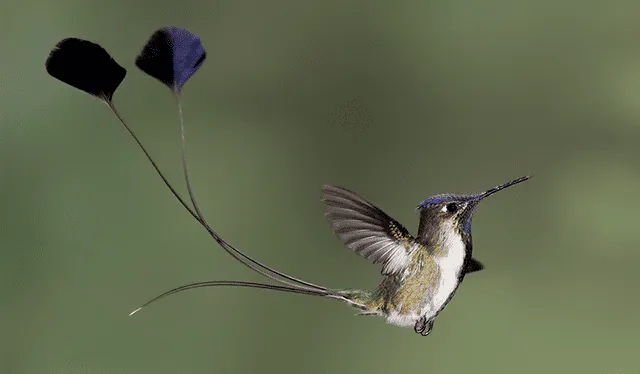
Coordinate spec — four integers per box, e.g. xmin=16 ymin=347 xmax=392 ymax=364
xmin=442 ymin=203 xmax=459 ymax=213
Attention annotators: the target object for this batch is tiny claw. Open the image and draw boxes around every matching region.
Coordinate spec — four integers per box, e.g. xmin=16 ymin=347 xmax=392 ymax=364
xmin=414 ymin=316 xmax=434 ymax=336
xmin=414 ymin=316 xmax=427 ymax=334
xmin=421 ymin=320 xmax=434 ymax=336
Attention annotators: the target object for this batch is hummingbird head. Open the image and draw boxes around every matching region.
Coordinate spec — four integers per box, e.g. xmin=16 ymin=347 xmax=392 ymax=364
xmin=416 ymin=176 xmax=530 ymax=238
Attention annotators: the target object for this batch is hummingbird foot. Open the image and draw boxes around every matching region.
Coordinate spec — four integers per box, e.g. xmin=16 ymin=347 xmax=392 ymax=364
xmin=414 ymin=316 xmax=434 ymax=336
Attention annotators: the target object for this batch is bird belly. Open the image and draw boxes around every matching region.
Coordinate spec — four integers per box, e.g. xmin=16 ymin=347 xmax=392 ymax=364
xmin=418 ymin=265 xmax=464 ymax=321
xmin=385 ymin=269 xmax=463 ymax=328
xmin=385 ymin=310 xmax=421 ymax=327
xmin=423 ymin=233 xmax=467 ymax=319
xmin=385 ymin=234 xmax=467 ymax=328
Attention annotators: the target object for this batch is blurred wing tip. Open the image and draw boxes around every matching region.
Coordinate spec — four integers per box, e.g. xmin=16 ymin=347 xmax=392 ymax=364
xmin=320 ymin=185 xmax=341 ymax=199
xmin=321 ymin=185 xmax=350 ymax=197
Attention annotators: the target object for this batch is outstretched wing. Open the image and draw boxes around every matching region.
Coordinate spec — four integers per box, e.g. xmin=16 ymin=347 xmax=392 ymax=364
xmin=321 ymin=185 xmax=419 ymax=275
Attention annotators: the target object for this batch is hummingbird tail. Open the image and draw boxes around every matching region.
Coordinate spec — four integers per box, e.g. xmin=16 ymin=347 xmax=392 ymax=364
xmin=129 ymin=280 xmax=331 ymax=316
xmin=109 ymin=100 xmax=330 ymax=295
xmin=326 ymin=289 xmax=377 ymax=312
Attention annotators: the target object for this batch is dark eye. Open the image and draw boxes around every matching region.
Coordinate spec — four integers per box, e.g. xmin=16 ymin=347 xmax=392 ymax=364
xmin=445 ymin=203 xmax=458 ymax=213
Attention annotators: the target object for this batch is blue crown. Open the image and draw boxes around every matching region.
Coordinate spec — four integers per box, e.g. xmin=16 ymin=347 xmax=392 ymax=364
xmin=417 ymin=194 xmax=474 ymax=209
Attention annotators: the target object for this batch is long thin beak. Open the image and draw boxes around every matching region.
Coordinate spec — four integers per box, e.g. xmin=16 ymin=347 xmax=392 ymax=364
xmin=475 ymin=175 xmax=530 ymax=201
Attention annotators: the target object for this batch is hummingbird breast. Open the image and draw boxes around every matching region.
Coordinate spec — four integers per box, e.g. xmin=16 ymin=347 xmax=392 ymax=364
xmin=427 ymin=230 xmax=468 ymax=317
xmin=382 ymin=229 xmax=468 ymax=327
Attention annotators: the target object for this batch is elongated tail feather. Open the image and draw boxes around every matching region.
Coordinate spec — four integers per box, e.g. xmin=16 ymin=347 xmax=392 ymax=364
xmin=46 ymin=35 xmax=337 ymax=317
xmin=129 ymin=281 xmax=374 ymax=316
xmin=129 ymin=280 xmax=330 ymax=316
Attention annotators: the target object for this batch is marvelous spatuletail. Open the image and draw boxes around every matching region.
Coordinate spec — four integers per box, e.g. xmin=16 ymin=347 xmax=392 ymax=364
xmin=45 ymin=27 xmax=530 ymax=337
xmin=130 ymin=177 xmax=529 ymax=337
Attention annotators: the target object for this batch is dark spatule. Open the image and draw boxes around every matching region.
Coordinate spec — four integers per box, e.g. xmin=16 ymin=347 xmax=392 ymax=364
xmin=43 ymin=34 xmax=204 ymax=247
xmin=45 ymin=31 xmax=318 ymax=318
xmin=45 ymin=38 xmax=126 ymax=102
xmin=135 ymin=26 xmax=206 ymax=92
xmin=45 ymin=29 xmax=336 ymax=320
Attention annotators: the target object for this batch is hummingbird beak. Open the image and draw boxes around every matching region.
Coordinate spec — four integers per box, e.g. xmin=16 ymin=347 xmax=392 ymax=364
xmin=474 ymin=175 xmax=531 ymax=202
xmin=458 ymin=176 xmax=530 ymax=234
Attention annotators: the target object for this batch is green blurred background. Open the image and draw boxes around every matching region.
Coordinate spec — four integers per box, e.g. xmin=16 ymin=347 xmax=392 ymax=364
xmin=2 ymin=1 xmax=640 ymax=373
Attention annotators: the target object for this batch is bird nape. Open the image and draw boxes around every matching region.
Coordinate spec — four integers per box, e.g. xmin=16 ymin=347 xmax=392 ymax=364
xmin=45 ymin=27 xmax=530 ymax=337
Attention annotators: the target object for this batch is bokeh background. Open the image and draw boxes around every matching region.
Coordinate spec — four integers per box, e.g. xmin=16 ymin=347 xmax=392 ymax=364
xmin=2 ymin=1 xmax=640 ymax=373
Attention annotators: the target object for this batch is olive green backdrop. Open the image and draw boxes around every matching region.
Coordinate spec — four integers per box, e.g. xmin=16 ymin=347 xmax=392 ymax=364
xmin=2 ymin=1 xmax=640 ymax=373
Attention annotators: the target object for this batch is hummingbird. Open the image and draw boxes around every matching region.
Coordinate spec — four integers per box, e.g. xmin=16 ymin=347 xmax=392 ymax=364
xmin=43 ymin=28 xmax=529 ymax=336
xmin=318 ymin=177 xmax=529 ymax=336
xmin=130 ymin=167 xmax=529 ymax=336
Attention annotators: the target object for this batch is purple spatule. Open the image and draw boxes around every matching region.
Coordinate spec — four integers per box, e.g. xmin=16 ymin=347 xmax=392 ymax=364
xmin=135 ymin=27 xmax=206 ymax=93
xmin=136 ymin=27 xmax=207 ymax=231
xmin=44 ymin=35 xmax=196 ymax=226
xmin=45 ymin=38 xmax=126 ymax=103
xmin=135 ymin=26 xmax=208 ymax=232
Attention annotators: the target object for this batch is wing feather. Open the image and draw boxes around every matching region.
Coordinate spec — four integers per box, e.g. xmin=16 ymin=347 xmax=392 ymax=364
xmin=321 ymin=185 xmax=418 ymax=275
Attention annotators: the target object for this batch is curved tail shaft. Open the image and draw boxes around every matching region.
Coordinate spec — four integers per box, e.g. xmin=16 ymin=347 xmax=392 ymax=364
xmin=106 ymin=100 xmax=331 ymax=305
xmin=129 ymin=280 xmax=377 ymax=316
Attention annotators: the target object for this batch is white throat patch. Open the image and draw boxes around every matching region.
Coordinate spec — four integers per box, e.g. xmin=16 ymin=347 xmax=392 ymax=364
xmin=424 ymin=220 xmax=467 ymax=319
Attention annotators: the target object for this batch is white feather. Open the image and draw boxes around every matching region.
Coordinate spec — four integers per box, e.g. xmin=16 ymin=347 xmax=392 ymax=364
xmin=421 ymin=220 xmax=466 ymax=319
xmin=381 ymin=242 xmax=412 ymax=274
xmin=387 ymin=309 xmax=420 ymax=327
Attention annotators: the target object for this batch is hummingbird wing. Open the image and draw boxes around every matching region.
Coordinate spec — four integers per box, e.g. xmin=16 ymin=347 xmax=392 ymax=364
xmin=321 ymin=185 xmax=419 ymax=275
xmin=465 ymin=258 xmax=484 ymax=274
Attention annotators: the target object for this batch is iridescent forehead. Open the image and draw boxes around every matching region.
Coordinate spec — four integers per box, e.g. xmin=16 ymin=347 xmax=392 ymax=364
xmin=417 ymin=193 xmax=476 ymax=209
